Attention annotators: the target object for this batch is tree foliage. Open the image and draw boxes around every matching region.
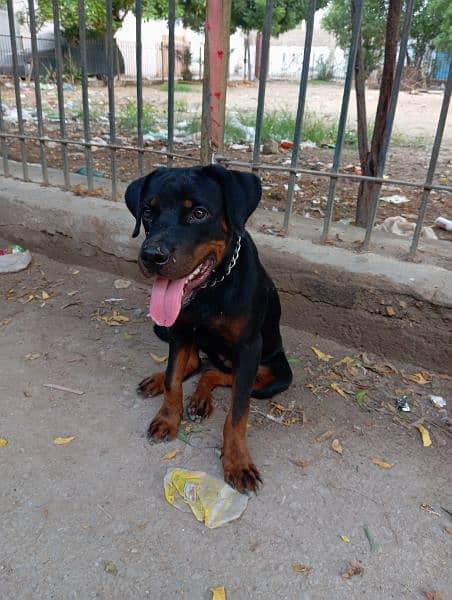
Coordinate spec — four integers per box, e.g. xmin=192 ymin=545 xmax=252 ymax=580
xmin=323 ymin=0 xmax=451 ymax=76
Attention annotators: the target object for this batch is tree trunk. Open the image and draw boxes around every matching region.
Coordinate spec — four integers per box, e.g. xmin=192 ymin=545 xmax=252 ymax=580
xmin=200 ymin=27 xmax=212 ymax=165
xmin=355 ymin=0 xmax=402 ymax=227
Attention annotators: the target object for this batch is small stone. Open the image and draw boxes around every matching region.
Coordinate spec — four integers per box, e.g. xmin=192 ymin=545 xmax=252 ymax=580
xmin=386 ymin=306 xmax=395 ymax=317
xmin=114 ymin=279 xmax=131 ymax=289
xmin=262 ymin=140 xmax=279 ymax=155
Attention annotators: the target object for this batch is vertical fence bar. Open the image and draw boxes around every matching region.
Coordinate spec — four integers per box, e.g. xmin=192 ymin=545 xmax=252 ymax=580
xmin=362 ymin=0 xmax=415 ymax=249
xmin=27 ymin=0 xmax=48 ymax=185
xmin=283 ymin=0 xmax=316 ymax=230
xmin=136 ymin=0 xmax=144 ymax=176
xmin=106 ymin=0 xmax=117 ymax=201
xmin=0 ymin=81 xmax=10 ymax=177
xmin=321 ymin=0 xmax=363 ymax=241
xmin=167 ymin=0 xmax=176 ymax=167
xmin=409 ymin=58 xmax=452 ymax=258
xmin=78 ymin=0 xmax=94 ymax=192
xmin=6 ymin=0 xmax=28 ymax=180
xmin=252 ymin=0 xmax=273 ymax=170
xmin=52 ymin=0 xmax=70 ymax=189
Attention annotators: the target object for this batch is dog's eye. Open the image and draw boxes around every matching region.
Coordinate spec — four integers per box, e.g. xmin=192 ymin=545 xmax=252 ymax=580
xmin=190 ymin=207 xmax=209 ymax=221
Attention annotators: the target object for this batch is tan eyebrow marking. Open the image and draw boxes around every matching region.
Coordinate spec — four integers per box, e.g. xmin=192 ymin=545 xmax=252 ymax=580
xmin=183 ymin=198 xmax=193 ymax=208
xmin=150 ymin=197 xmax=158 ymax=207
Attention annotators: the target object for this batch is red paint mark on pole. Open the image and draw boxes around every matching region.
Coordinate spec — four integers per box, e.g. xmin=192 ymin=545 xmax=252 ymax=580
xmin=207 ymin=0 xmax=224 ymax=149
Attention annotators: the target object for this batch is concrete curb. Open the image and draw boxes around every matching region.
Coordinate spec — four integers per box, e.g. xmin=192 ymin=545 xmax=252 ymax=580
xmin=1 ymin=177 xmax=451 ymax=372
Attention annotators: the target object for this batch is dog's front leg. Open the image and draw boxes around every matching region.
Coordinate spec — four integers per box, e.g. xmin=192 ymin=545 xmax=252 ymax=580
xmin=222 ymin=336 xmax=263 ymax=493
xmin=147 ymin=337 xmax=192 ymax=442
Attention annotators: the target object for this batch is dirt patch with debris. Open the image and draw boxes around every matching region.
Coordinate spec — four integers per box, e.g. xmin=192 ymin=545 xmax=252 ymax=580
xmin=0 ymin=250 xmax=451 ymax=598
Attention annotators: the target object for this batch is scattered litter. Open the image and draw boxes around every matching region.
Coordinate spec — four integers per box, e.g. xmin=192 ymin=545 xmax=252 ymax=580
xmin=321 ymin=143 xmax=336 ymax=150
xmin=164 ymin=469 xmax=249 ymax=528
xmin=75 ymin=166 xmax=104 ymax=177
xmin=416 ymin=424 xmax=432 ymax=447
xmin=291 ymin=458 xmax=310 ymax=468
xmin=371 ymin=457 xmax=394 ymax=469
xmin=104 ymin=297 xmax=124 ymax=303
xmin=43 ymin=384 xmax=84 ymax=395
xmin=24 ymin=352 xmax=41 ymax=361
xmin=420 ymin=502 xmax=440 ymax=517
xmin=41 ymin=290 xmax=50 ymax=300
xmin=114 ymin=278 xmax=131 ymax=289
xmin=284 ymin=183 xmax=301 ymax=191
xmin=376 ymin=216 xmax=437 ymax=240
xmin=396 ymin=396 xmax=411 ymax=412
xmin=229 ymin=143 xmax=249 ymax=150
xmin=210 ymin=586 xmax=226 ymax=600
xmin=0 ymin=438 xmax=8 ymax=448
xmin=161 ymin=449 xmax=179 ymax=460
xmin=435 ymin=216 xmax=452 ymax=231
xmin=341 ymin=561 xmax=364 ymax=579
xmin=311 ymin=346 xmax=334 ymax=362
xmin=100 ymin=311 xmax=130 ymax=325
xmin=0 ymin=245 xmax=32 ymax=274
xmin=279 ymin=139 xmax=293 ymax=150
xmin=300 ymin=140 xmax=316 ymax=149
xmin=54 ymin=436 xmax=76 ymax=445
xmin=292 ymin=564 xmax=313 ymax=574
xmin=150 ymin=352 xmax=168 ymax=364
xmin=331 ymin=439 xmax=343 ymax=455
xmin=429 ymin=395 xmax=446 ymax=408
xmin=271 ymin=206 xmax=279 ymax=212
xmin=315 ymin=430 xmax=334 ymax=443
xmin=104 ymin=560 xmax=118 ymax=576
xmin=340 ymin=535 xmax=350 ymax=543
xmin=363 ymin=524 xmax=379 ymax=552
xmin=330 ymin=383 xmax=347 ymax=399
xmin=381 ymin=194 xmax=410 ymax=205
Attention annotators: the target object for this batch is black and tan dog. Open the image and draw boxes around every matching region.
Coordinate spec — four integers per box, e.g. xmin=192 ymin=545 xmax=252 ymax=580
xmin=125 ymin=164 xmax=292 ymax=493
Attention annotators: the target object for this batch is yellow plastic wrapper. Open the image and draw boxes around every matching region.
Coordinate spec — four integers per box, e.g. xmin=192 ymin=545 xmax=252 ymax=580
xmin=164 ymin=468 xmax=249 ymax=528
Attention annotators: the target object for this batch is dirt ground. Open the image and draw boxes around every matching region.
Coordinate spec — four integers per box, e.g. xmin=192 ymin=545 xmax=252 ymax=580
xmin=1 ymin=250 xmax=451 ymax=599
xmin=2 ymin=80 xmax=451 ymax=229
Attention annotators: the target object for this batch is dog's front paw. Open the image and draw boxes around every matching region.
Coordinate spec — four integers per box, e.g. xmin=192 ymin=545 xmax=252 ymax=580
xmin=223 ymin=456 xmax=262 ymax=494
xmin=187 ymin=389 xmax=214 ymax=422
xmin=138 ymin=372 xmax=165 ymax=397
xmin=147 ymin=408 xmax=180 ymax=442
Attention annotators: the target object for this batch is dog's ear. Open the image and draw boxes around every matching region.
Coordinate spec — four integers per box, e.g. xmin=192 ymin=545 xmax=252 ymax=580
xmin=203 ymin=164 xmax=261 ymax=232
xmin=125 ymin=176 xmax=146 ymax=237
xmin=125 ymin=168 xmax=166 ymax=238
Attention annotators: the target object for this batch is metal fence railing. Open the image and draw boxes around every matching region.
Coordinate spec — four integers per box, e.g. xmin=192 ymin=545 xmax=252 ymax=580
xmin=0 ymin=0 xmax=451 ymax=260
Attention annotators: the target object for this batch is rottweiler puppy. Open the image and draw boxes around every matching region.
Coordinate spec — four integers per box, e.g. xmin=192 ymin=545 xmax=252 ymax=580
xmin=125 ymin=164 xmax=292 ymax=493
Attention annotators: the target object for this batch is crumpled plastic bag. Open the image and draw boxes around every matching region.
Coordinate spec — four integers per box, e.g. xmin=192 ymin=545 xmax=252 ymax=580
xmin=164 ymin=468 xmax=249 ymax=528
xmin=376 ymin=216 xmax=437 ymax=240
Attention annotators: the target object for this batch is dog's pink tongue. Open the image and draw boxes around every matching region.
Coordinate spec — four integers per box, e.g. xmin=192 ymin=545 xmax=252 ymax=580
xmin=149 ymin=276 xmax=188 ymax=327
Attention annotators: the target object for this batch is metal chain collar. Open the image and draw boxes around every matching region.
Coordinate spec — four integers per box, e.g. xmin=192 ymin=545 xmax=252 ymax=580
xmin=201 ymin=235 xmax=242 ymax=289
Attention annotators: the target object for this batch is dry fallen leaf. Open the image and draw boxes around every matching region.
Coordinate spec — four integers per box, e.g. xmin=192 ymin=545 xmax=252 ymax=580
xmin=0 ymin=438 xmax=8 ymax=448
xmin=330 ymin=383 xmax=348 ymax=399
xmin=417 ymin=425 xmax=432 ymax=447
xmin=54 ymin=436 xmax=76 ymax=445
xmin=161 ymin=449 xmax=178 ymax=460
xmin=407 ymin=371 xmax=432 ymax=385
xmin=386 ymin=306 xmax=395 ymax=316
xmin=424 ymin=593 xmax=445 ymax=600
xmin=292 ymin=564 xmax=313 ymax=574
xmin=340 ymin=535 xmax=350 ymax=543
xmin=331 ymin=439 xmax=343 ymax=455
xmin=210 ymin=586 xmax=226 ymax=600
xmin=100 ymin=311 xmax=130 ymax=326
xmin=24 ymin=352 xmax=41 ymax=361
xmin=291 ymin=459 xmax=310 ymax=468
xmin=444 ymin=527 xmax=452 ymax=536
xmin=22 ymin=294 xmax=34 ymax=304
xmin=311 ymin=346 xmax=334 ymax=361
xmin=341 ymin=562 xmax=364 ymax=579
xmin=150 ymin=352 xmax=168 ymax=364
xmin=371 ymin=457 xmax=394 ymax=469
xmin=315 ymin=430 xmax=334 ymax=443
xmin=42 ymin=291 xmax=50 ymax=300
xmin=71 ymin=270 xmax=80 ymax=275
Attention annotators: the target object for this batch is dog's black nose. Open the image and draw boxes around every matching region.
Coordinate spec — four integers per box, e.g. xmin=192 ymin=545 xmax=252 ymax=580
xmin=142 ymin=245 xmax=170 ymax=265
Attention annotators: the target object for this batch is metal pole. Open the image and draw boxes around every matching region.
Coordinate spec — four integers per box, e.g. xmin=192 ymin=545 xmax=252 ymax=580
xmin=6 ymin=0 xmax=28 ymax=180
xmin=106 ymin=0 xmax=117 ymax=201
xmin=78 ymin=0 xmax=94 ymax=192
xmin=321 ymin=0 xmax=363 ymax=242
xmin=0 ymin=77 xmax=10 ymax=176
xmin=252 ymin=0 xmax=273 ymax=170
xmin=28 ymin=0 xmax=48 ymax=185
xmin=408 ymin=57 xmax=452 ymax=258
xmin=167 ymin=0 xmax=175 ymax=167
xmin=52 ymin=0 xmax=70 ymax=189
xmin=283 ymin=0 xmax=316 ymax=230
xmin=136 ymin=0 xmax=144 ymax=176
xmin=362 ymin=0 xmax=415 ymax=249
